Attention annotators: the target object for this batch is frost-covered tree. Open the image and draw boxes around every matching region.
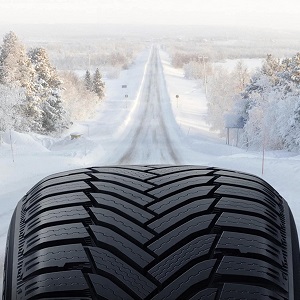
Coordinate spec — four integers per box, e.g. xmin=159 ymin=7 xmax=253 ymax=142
xmin=291 ymin=53 xmax=300 ymax=83
xmin=61 ymin=71 xmax=99 ymax=122
xmin=84 ymin=70 xmax=93 ymax=91
xmin=0 ymin=32 xmax=42 ymax=132
xmin=261 ymin=54 xmax=282 ymax=81
xmin=232 ymin=53 xmax=300 ymax=150
xmin=232 ymin=61 xmax=250 ymax=93
xmin=0 ymin=31 xmax=35 ymax=92
xmin=28 ymin=47 xmax=66 ymax=133
xmin=282 ymin=53 xmax=300 ymax=84
xmin=206 ymin=62 xmax=250 ymax=135
xmin=92 ymin=68 xmax=105 ymax=100
xmin=183 ymin=60 xmax=212 ymax=80
xmin=207 ymin=67 xmax=233 ymax=133
xmin=0 ymin=84 xmax=26 ymax=131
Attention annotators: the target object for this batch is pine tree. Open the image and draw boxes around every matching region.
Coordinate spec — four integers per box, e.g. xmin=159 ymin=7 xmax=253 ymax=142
xmin=28 ymin=47 xmax=66 ymax=133
xmin=84 ymin=70 xmax=93 ymax=91
xmin=0 ymin=31 xmax=35 ymax=91
xmin=92 ymin=68 xmax=105 ymax=100
xmin=0 ymin=31 xmax=41 ymax=132
xmin=289 ymin=53 xmax=300 ymax=83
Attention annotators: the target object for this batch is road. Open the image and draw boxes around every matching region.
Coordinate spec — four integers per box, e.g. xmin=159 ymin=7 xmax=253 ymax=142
xmin=117 ymin=47 xmax=181 ymax=164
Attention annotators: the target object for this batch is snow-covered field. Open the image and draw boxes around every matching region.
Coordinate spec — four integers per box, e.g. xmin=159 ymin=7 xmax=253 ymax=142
xmin=1 ymin=45 xmax=300 ymax=292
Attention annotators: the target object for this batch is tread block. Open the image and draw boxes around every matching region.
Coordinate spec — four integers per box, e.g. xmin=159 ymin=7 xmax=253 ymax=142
xmin=149 ymin=235 xmax=216 ymax=282
xmin=38 ymin=298 xmax=91 ymax=300
xmin=148 ymin=186 xmax=215 ymax=214
xmin=148 ymin=214 xmax=215 ymax=255
xmin=148 ymin=176 xmax=213 ymax=199
xmin=216 ymin=232 xmax=285 ymax=266
xmin=21 ymin=270 xmax=89 ymax=300
xmin=27 ymin=182 xmax=91 ymax=207
xmin=189 ymin=288 xmax=218 ymax=300
xmin=90 ymin=193 xmax=154 ymax=223
xmin=148 ymin=170 xmax=212 ymax=185
xmin=90 ymin=225 xmax=154 ymax=267
xmin=148 ymin=198 xmax=215 ymax=233
xmin=215 ymin=185 xmax=280 ymax=209
xmin=91 ymin=207 xmax=154 ymax=244
xmin=24 ymin=206 xmax=90 ymax=237
xmin=25 ymin=192 xmax=91 ymax=220
xmin=219 ymin=283 xmax=287 ymax=300
xmin=92 ymin=173 xmax=154 ymax=191
xmin=148 ymin=166 xmax=209 ymax=175
xmin=215 ymin=197 xmax=281 ymax=227
xmin=216 ymin=212 xmax=282 ymax=243
xmin=24 ymin=223 xmax=89 ymax=255
xmin=89 ymin=274 xmax=134 ymax=300
xmin=26 ymin=174 xmax=92 ymax=198
xmin=101 ymin=165 xmax=154 ymax=171
xmin=215 ymin=170 xmax=276 ymax=191
xmin=217 ymin=256 xmax=288 ymax=291
xmin=89 ymin=247 xmax=156 ymax=298
xmin=215 ymin=176 xmax=277 ymax=198
xmin=39 ymin=298 xmax=91 ymax=300
xmin=152 ymin=259 xmax=217 ymax=300
xmin=92 ymin=167 xmax=156 ymax=180
xmin=22 ymin=244 xmax=89 ymax=279
xmin=29 ymin=168 xmax=91 ymax=186
xmin=91 ymin=181 xmax=154 ymax=205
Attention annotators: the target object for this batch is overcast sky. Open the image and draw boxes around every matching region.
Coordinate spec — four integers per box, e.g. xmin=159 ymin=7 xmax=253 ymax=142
xmin=0 ymin=0 xmax=299 ymax=31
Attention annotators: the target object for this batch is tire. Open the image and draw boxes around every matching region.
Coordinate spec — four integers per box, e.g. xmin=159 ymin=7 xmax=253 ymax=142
xmin=2 ymin=165 xmax=300 ymax=300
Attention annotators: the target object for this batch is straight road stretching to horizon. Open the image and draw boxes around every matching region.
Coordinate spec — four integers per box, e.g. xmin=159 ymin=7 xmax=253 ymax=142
xmin=117 ymin=46 xmax=182 ymax=164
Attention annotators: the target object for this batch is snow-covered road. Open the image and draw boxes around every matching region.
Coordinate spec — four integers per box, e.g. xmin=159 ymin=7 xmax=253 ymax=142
xmin=117 ymin=47 xmax=181 ymax=164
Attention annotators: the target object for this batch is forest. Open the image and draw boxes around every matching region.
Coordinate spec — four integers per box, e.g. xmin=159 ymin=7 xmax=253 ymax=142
xmin=165 ymin=38 xmax=300 ymax=151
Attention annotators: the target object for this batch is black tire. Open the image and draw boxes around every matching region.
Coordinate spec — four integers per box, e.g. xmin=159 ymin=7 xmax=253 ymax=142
xmin=2 ymin=165 xmax=300 ymax=299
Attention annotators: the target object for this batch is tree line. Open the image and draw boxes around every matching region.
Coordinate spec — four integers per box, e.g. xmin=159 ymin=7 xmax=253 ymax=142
xmin=205 ymin=53 xmax=300 ymax=151
xmin=230 ymin=53 xmax=300 ymax=151
xmin=0 ymin=31 xmax=105 ymax=135
xmin=170 ymin=46 xmax=300 ymax=151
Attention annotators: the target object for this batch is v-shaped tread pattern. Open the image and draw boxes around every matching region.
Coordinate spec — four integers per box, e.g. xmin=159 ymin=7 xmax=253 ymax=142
xmin=6 ymin=165 xmax=295 ymax=300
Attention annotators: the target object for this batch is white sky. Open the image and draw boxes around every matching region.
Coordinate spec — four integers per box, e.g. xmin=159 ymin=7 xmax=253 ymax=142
xmin=0 ymin=0 xmax=300 ymax=31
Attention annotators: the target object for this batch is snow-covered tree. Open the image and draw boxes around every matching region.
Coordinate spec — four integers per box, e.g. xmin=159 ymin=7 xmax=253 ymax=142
xmin=183 ymin=60 xmax=212 ymax=80
xmin=0 ymin=31 xmax=35 ymax=92
xmin=0 ymin=84 xmax=26 ymax=131
xmin=232 ymin=61 xmax=250 ymax=93
xmin=92 ymin=68 xmax=105 ymax=100
xmin=206 ymin=62 xmax=250 ymax=135
xmin=0 ymin=32 xmax=42 ymax=132
xmin=84 ymin=70 xmax=93 ymax=91
xmin=284 ymin=53 xmax=300 ymax=84
xmin=60 ymin=71 xmax=99 ymax=122
xmin=261 ymin=54 xmax=282 ymax=81
xmin=207 ymin=67 xmax=233 ymax=133
xmin=231 ymin=53 xmax=300 ymax=150
xmin=28 ymin=47 xmax=66 ymax=133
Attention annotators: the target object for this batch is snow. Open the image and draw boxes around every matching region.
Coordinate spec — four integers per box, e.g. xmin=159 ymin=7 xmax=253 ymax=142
xmin=1 ymin=45 xmax=300 ymax=292
xmin=214 ymin=58 xmax=263 ymax=72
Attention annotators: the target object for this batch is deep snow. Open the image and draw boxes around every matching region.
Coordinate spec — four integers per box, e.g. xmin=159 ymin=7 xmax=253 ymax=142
xmin=1 ymin=45 xmax=300 ymax=292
